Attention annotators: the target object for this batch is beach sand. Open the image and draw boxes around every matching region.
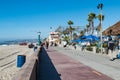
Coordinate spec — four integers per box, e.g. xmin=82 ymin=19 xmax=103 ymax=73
xmin=0 ymin=45 xmax=34 ymax=80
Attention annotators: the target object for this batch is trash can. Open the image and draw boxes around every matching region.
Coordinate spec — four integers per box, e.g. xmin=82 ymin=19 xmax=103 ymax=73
xmin=17 ymin=55 xmax=26 ymax=68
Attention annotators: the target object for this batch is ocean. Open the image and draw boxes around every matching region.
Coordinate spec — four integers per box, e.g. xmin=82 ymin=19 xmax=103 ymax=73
xmin=0 ymin=39 xmax=38 ymax=45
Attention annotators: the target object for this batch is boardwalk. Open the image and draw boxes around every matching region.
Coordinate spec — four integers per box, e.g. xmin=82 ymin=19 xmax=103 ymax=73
xmin=37 ymin=47 xmax=113 ymax=80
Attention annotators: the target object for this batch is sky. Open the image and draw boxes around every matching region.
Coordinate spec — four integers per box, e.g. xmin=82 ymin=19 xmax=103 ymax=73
xmin=0 ymin=0 xmax=120 ymax=40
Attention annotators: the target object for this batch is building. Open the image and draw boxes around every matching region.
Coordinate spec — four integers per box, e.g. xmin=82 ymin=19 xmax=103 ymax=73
xmin=48 ymin=32 xmax=61 ymax=45
xmin=103 ymin=21 xmax=120 ymax=36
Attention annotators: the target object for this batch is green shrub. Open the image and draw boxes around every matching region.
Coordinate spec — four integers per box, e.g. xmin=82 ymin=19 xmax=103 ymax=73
xmin=96 ymin=47 xmax=100 ymax=53
xmin=86 ymin=46 xmax=93 ymax=51
xmin=91 ymin=43 xmax=97 ymax=47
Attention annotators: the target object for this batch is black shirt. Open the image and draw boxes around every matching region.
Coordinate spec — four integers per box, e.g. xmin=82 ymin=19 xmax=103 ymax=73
xmin=108 ymin=41 xmax=114 ymax=50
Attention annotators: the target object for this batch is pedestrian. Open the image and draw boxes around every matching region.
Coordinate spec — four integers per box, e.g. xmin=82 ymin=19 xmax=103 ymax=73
xmin=45 ymin=41 xmax=49 ymax=49
xmin=63 ymin=41 xmax=67 ymax=48
xmin=50 ymin=41 xmax=53 ymax=46
xmin=73 ymin=43 xmax=76 ymax=50
xmin=33 ymin=44 xmax=37 ymax=52
xmin=108 ymin=39 xmax=115 ymax=61
xmin=117 ymin=39 xmax=120 ymax=58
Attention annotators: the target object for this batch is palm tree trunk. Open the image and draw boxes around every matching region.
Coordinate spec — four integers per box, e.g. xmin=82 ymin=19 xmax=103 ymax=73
xmin=70 ymin=31 xmax=72 ymax=40
xmin=88 ymin=22 xmax=91 ymax=34
xmin=92 ymin=21 xmax=94 ymax=34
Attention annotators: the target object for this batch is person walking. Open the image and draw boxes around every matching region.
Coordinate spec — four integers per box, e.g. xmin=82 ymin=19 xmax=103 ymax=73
xmin=45 ymin=41 xmax=49 ymax=49
xmin=33 ymin=44 xmax=37 ymax=52
xmin=63 ymin=41 xmax=67 ymax=48
xmin=72 ymin=43 xmax=76 ymax=50
xmin=117 ymin=39 xmax=120 ymax=58
xmin=108 ymin=39 xmax=115 ymax=61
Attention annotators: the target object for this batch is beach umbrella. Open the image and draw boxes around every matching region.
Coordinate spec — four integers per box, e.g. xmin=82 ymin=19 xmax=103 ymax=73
xmin=80 ymin=35 xmax=87 ymax=39
xmin=85 ymin=35 xmax=99 ymax=41
xmin=72 ymin=39 xmax=83 ymax=42
xmin=72 ymin=39 xmax=80 ymax=42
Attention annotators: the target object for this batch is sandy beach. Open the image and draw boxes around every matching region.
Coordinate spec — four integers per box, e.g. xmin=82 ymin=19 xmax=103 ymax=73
xmin=0 ymin=45 xmax=34 ymax=80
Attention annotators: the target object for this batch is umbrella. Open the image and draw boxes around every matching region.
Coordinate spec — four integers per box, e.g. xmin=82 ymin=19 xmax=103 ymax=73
xmin=72 ymin=39 xmax=91 ymax=43
xmin=72 ymin=39 xmax=81 ymax=42
xmin=85 ymin=35 xmax=99 ymax=41
xmin=80 ymin=35 xmax=87 ymax=39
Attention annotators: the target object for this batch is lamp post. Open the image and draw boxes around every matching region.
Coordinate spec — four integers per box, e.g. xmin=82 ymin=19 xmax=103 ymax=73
xmin=37 ymin=32 xmax=41 ymax=46
xmin=97 ymin=3 xmax=103 ymax=53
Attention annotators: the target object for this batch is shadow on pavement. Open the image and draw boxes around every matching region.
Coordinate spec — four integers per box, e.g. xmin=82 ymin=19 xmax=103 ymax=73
xmin=37 ymin=48 xmax=61 ymax=80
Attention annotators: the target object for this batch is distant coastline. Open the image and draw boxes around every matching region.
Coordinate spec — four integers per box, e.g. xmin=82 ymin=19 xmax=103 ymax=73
xmin=0 ymin=39 xmax=38 ymax=45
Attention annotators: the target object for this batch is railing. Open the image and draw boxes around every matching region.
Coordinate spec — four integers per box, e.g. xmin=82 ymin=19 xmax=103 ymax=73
xmin=12 ymin=47 xmax=42 ymax=80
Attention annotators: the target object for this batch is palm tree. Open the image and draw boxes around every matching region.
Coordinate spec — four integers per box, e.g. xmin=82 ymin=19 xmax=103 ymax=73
xmin=86 ymin=24 xmax=90 ymax=35
xmin=87 ymin=17 xmax=92 ymax=34
xmin=83 ymin=28 xmax=87 ymax=35
xmin=96 ymin=14 xmax=104 ymax=35
xmin=67 ymin=20 xmax=75 ymax=40
xmin=68 ymin=20 xmax=73 ymax=26
xmin=88 ymin=13 xmax=96 ymax=34
xmin=63 ymin=36 xmax=70 ymax=44
xmin=73 ymin=33 xmax=78 ymax=40
xmin=62 ymin=28 xmax=69 ymax=36
xmin=80 ymin=30 xmax=84 ymax=36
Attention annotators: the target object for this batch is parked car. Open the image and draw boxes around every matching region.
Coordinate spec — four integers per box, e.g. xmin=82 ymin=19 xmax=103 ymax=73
xmin=19 ymin=42 xmax=27 ymax=46
xmin=28 ymin=43 xmax=34 ymax=48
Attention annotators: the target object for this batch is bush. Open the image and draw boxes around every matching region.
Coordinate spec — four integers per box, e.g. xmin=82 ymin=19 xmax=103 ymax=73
xmin=86 ymin=46 xmax=93 ymax=51
xmin=96 ymin=47 xmax=100 ymax=53
xmin=91 ymin=42 xmax=97 ymax=47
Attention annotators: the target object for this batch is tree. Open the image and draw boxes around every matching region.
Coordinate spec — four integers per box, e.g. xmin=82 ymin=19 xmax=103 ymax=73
xmin=96 ymin=14 xmax=104 ymax=35
xmin=67 ymin=20 xmax=73 ymax=26
xmin=87 ymin=17 xmax=92 ymax=34
xmin=67 ymin=20 xmax=75 ymax=40
xmin=62 ymin=28 xmax=69 ymax=36
xmin=80 ymin=30 xmax=84 ymax=36
xmin=63 ymin=36 xmax=70 ymax=44
xmin=88 ymin=13 xmax=96 ymax=34
xmin=73 ymin=33 xmax=78 ymax=40
xmin=84 ymin=28 xmax=87 ymax=35
xmin=85 ymin=24 xmax=90 ymax=35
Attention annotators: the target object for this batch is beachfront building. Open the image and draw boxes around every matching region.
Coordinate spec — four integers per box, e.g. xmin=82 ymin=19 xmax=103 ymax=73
xmin=103 ymin=21 xmax=120 ymax=36
xmin=48 ymin=32 xmax=61 ymax=46
xmin=102 ymin=21 xmax=120 ymax=41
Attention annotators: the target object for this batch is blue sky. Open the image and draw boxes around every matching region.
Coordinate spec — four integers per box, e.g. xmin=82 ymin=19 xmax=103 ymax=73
xmin=0 ymin=0 xmax=120 ymax=40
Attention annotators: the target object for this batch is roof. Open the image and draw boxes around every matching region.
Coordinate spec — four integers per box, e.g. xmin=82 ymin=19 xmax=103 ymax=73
xmin=103 ymin=21 xmax=120 ymax=36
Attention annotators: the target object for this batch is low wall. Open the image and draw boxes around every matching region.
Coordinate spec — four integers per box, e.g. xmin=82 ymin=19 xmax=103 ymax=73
xmin=12 ymin=47 xmax=41 ymax=80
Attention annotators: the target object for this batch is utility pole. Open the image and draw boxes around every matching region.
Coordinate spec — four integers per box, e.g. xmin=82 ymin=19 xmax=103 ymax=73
xmin=97 ymin=3 xmax=103 ymax=53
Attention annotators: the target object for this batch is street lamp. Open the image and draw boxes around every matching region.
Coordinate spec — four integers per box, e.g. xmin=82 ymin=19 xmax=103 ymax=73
xmin=97 ymin=3 xmax=103 ymax=53
xmin=37 ymin=32 xmax=41 ymax=46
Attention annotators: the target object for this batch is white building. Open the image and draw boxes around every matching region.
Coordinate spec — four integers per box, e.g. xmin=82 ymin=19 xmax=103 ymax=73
xmin=48 ymin=32 xmax=60 ymax=45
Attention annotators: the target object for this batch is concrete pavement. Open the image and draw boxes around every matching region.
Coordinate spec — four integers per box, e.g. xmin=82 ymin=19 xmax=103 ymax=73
xmin=51 ymin=46 xmax=120 ymax=80
xmin=38 ymin=47 xmax=116 ymax=80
